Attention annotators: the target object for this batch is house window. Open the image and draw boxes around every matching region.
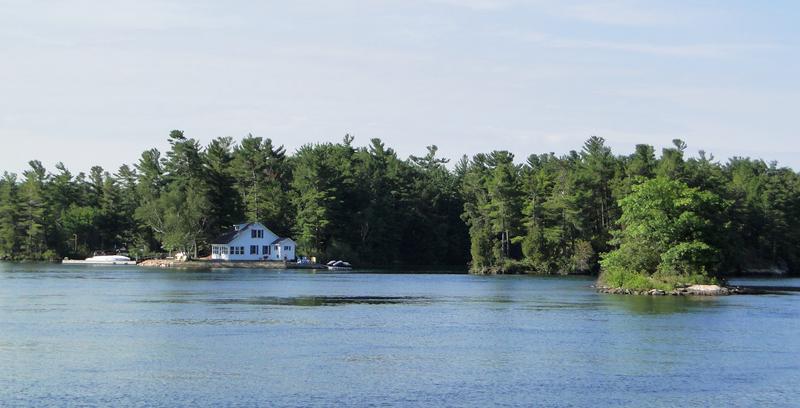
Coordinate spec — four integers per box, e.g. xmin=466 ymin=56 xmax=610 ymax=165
xmin=251 ymin=229 xmax=264 ymax=239
xmin=230 ymin=246 xmax=245 ymax=255
xmin=274 ymin=245 xmax=279 ymax=251
xmin=229 ymin=246 xmax=234 ymax=254
xmin=263 ymin=246 xmax=270 ymax=255
xmin=284 ymin=245 xmax=290 ymax=251
xmin=250 ymin=245 xmax=258 ymax=255
xmin=222 ymin=247 xmax=228 ymax=255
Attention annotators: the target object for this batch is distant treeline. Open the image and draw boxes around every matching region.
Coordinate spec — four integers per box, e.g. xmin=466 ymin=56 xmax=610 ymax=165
xmin=0 ymin=131 xmax=468 ymax=266
xmin=0 ymin=133 xmax=798 ymax=276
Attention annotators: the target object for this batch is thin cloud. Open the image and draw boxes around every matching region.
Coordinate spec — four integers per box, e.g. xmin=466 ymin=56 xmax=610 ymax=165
xmin=511 ymin=31 xmax=776 ymax=58
xmin=555 ymin=1 xmax=679 ymax=26
xmin=428 ymin=0 xmax=679 ymax=26
xmin=427 ymin=0 xmax=519 ymax=10
xmin=550 ymin=39 xmax=763 ymax=58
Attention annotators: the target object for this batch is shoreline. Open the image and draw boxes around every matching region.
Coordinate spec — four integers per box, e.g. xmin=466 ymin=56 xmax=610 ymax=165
xmin=595 ymin=284 xmax=796 ymax=296
xmin=136 ymin=259 xmax=327 ymax=269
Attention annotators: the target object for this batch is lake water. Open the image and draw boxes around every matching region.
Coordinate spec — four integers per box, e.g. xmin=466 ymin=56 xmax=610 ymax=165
xmin=1 ymin=263 xmax=798 ymax=407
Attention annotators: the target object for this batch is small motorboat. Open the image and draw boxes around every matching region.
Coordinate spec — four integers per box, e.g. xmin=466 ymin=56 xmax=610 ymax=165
xmin=326 ymin=260 xmax=352 ymax=270
xmin=63 ymin=251 xmax=137 ymax=265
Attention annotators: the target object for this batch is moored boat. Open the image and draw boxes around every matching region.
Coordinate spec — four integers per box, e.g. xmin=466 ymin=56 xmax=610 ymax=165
xmin=63 ymin=251 xmax=137 ymax=265
xmin=326 ymin=260 xmax=352 ymax=270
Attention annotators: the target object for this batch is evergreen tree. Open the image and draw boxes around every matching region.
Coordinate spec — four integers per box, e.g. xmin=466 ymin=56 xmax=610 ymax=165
xmin=204 ymin=137 xmax=244 ymax=235
xmin=0 ymin=173 xmax=19 ymax=258
xmin=133 ymin=148 xmax=166 ymax=253
xmin=0 ymin=131 xmax=798 ymax=279
xmin=230 ymin=135 xmax=292 ymax=232
xmin=291 ymin=144 xmax=337 ymax=259
xmin=577 ymin=136 xmax=617 ymax=256
xmin=19 ymin=161 xmax=49 ymax=259
xmin=158 ymin=130 xmax=212 ymax=257
xmin=485 ymin=151 xmax=523 ymax=262
xmin=460 ymin=154 xmax=494 ymax=270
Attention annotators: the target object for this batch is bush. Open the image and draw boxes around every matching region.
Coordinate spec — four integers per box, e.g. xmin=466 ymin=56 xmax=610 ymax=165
xmin=599 ymin=267 xmax=673 ymax=291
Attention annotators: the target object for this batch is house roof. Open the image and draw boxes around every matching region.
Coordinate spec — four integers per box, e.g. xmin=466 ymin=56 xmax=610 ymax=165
xmin=211 ymin=222 xmax=295 ymax=245
xmin=211 ymin=222 xmax=254 ymax=244
xmin=270 ymin=237 xmax=295 ymax=245
xmin=212 ymin=230 xmax=240 ymax=244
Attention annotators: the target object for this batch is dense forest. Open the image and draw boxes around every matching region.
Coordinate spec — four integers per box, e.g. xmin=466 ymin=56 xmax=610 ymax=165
xmin=1 ymin=132 xmax=799 ymax=285
xmin=0 ymin=131 xmax=469 ymax=266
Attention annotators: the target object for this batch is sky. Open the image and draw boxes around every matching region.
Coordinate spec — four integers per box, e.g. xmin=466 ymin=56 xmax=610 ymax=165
xmin=1 ymin=0 xmax=799 ymax=174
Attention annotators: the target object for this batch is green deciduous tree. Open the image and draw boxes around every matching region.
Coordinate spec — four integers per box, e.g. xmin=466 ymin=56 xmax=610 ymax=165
xmin=599 ymin=177 xmax=724 ymax=290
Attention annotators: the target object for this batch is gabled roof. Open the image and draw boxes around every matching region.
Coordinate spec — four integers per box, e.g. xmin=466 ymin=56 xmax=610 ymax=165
xmin=211 ymin=222 xmax=294 ymax=245
xmin=233 ymin=222 xmax=252 ymax=231
xmin=270 ymin=237 xmax=295 ymax=245
xmin=212 ymin=230 xmax=240 ymax=244
xmin=211 ymin=222 xmax=255 ymax=244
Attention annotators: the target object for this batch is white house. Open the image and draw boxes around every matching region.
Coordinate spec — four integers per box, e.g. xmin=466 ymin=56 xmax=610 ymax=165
xmin=210 ymin=222 xmax=296 ymax=261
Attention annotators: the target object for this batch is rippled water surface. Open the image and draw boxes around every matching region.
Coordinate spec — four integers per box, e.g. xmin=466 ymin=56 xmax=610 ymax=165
xmin=1 ymin=263 xmax=799 ymax=407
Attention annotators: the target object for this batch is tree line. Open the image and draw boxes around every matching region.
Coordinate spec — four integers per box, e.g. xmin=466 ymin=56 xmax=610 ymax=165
xmin=459 ymin=137 xmax=800 ymax=278
xmin=0 ymin=131 xmax=468 ymax=266
xmin=0 ymin=132 xmax=798 ymax=280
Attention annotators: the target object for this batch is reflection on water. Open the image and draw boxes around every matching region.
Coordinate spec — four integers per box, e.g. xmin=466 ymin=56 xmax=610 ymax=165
xmin=0 ymin=263 xmax=799 ymax=407
xmin=605 ymin=293 xmax=721 ymax=315
xmin=143 ymin=295 xmax=431 ymax=307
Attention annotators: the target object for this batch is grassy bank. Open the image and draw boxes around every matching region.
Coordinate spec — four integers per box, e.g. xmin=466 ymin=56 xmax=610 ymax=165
xmin=597 ymin=269 xmax=718 ymax=291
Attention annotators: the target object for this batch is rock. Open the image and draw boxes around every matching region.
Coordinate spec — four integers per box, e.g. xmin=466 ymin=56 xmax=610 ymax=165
xmin=685 ymin=284 xmax=730 ymax=296
xmin=597 ymin=283 xmax=742 ymax=296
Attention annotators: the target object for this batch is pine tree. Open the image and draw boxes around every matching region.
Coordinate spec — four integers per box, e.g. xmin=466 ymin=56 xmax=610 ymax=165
xmin=230 ymin=134 xmax=292 ymax=232
xmin=0 ymin=172 xmax=20 ymax=258
xmin=291 ymin=144 xmax=335 ymax=258
xmin=19 ymin=161 xmax=48 ymax=259
xmin=204 ymin=137 xmax=243 ymax=235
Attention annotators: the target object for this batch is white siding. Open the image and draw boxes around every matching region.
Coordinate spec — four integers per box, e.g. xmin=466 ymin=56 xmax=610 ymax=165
xmin=211 ymin=223 xmax=296 ymax=261
xmin=274 ymin=239 xmax=296 ymax=261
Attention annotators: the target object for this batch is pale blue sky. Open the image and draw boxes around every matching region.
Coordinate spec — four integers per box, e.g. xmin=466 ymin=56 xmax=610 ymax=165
xmin=1 ymin=0 xmax=798 ymax=173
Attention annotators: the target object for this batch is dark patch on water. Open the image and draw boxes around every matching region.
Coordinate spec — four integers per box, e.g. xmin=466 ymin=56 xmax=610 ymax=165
xmin=735 ymin=285 xmax=800 ymax=294
xmin=142 ymin=296 xmax=431 ymax=307
xmin=211 ymin=296 xmax=430 ymax=306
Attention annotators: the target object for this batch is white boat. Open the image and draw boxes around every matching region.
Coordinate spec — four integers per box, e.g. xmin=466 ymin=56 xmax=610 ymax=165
xmin=326 ymin=260 xmax=352 ymax=270
xmin=63 ymin=253 xmax=137 ymax=265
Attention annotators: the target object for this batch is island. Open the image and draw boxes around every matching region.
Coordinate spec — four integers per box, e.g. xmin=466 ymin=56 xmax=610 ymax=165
xmin=0 ymin=134 xmax=797 ymax=295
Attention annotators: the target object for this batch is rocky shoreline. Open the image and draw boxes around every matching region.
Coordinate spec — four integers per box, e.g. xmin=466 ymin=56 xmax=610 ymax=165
xmin=596 ymin=284 xmax=768 ymax=296
xmin=137 ymin=259 xmax=326 ymax=270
